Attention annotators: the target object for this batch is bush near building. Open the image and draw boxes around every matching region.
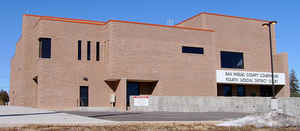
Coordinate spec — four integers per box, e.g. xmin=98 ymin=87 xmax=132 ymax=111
xmin=0 ymin=90 xmax=9 ymax=105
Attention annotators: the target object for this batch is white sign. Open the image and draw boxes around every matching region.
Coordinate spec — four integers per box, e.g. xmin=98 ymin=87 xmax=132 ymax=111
xmin=133 ymin=96 xmax=149 ymax=106
xmin=216 ymin=70 xmax=285 ymax=85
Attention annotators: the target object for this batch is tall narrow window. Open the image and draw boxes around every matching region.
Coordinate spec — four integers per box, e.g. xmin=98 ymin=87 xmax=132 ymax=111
xmin=87 ymin=41 xmax=91 ymax=61
xmin=39 ymin=38 xmax=51 ymax=58
xmin=78 ymin=40 xmax=82 ymax=60
xmin=96 ymin=42 xmax=100 ymax=61
xmin=80 ymin=86 xmax=89 ymax=106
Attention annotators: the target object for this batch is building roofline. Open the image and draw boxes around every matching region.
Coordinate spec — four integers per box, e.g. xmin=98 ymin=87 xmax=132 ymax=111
xmin=176 ymin=12 xmax=271 ymax=25
xmin=40 ymin=17 xmax=106 ymax=25
xmin=106 ymin=20 xmax=214 ymax=32
xmin=24 ymin=14 xmax=215 ymax=32
xmin=24 ymin=14 xmax=106 ymax=25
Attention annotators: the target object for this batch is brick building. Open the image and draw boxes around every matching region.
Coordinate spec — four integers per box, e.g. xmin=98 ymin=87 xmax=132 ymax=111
xmin=10 ymin=12 xmax=289 ymax=110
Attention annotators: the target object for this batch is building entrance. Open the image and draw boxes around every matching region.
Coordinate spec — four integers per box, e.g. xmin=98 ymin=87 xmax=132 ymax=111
xmin=126 ymin=82 xmax=140 ymax=107
xmin=126 ymin=81 xmax=158 ymax=107
xmin=80 ymin=86 xmax=89 ymax=106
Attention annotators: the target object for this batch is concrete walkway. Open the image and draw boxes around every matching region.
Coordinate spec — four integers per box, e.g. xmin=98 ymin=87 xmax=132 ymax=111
xmin=0 ymin=106 xmax=115 ymax=127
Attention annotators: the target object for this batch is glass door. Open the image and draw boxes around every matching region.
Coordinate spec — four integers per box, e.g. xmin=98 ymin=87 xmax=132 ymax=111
xmin=127 ymin=82 xmax=140 ymax=106
xmin=80 ymin=86 xmax=89 ymax=106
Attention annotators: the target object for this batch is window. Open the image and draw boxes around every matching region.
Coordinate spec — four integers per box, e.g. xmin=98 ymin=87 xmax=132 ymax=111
xmin=237 ymin=85 xmax=245 ymax=96
xmin=223 ymin=85 xmax=232 ymax=96
xmin=182 ymin=46 xmax=204 ymax=54
xmin=221 ymin=51 xmax=244 ymax=69
xmin=39 ymin=38 xmax=51 ymax=58
xmin=80 ymin=86 xmax=89 ymax=106
xmin=78 ymin=40 xmax=82 ymax=60
xmin=87 ymin=41 xmax=91 ymax=61
xmin=96 ymin=42 xmax=100 ymax=61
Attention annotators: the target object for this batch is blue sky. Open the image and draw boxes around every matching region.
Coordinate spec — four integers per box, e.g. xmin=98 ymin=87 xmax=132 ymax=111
xmin=0 ymin=0 xmax=299 ymax=92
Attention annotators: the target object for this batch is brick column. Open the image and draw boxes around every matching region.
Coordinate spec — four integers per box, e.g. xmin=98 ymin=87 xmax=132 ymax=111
xmin=115 ymin=78 xmax=127 ymax=111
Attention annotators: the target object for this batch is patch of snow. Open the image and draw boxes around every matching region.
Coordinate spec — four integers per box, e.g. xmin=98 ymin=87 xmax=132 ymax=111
xmin=217 ymin=111 xmax=300 ymax=128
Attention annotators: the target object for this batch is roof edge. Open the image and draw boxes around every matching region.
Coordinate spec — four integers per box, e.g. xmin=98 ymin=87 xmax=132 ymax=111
xmin=107 ymin=20 xmax=214 ymax=32
xmin=176 ymin=12 xmax=271 ymax=25
xmin=40 ymin=17 xmax=106 ymax=25
xmin=24 ymin=14 xmax=215 ymax=32
xmin=24 ymin=14 xmax=106 ymax=24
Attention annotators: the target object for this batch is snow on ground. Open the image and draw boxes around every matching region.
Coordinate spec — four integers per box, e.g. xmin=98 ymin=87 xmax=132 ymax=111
xmin=0 ymin=106 xmax=115 ymax=127
xmin=217 ymin=111 xmax=300 ymax=128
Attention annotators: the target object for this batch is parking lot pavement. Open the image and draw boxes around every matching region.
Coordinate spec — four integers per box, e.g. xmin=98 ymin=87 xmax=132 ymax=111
xmin=62 ymin=111 xmax=249 ymax=121
xmin=0 ymin=106 xmax=114 ymax=127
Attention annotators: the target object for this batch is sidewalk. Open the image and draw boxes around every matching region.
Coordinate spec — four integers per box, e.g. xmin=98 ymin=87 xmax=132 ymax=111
xmin=0 ymin=106 xmax=115 ymax=127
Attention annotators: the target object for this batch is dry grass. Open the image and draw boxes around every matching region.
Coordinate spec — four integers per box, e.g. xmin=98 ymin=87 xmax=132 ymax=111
xmin=0 ymin=122 xmax=299 ymax=131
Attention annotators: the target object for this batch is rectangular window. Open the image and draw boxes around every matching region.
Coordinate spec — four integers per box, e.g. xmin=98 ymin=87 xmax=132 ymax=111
xmin=96 ymin=42 xmax=100 ymax=61
xmin=237 ymin=85 xmax=245 ymax=96
xmin=182 ymin=46 xmax=204 ymax=54
xmin=223 ymin=85 xmax=232 ymax=96
xmin=78 ymin=40 xmax=82 ymax=60
xmin=87 ymin=41 xmax=91 ymax=61
xmin=221 ymin=51 xmax=244 ymax=69
xmin=39 ymin=38 xmax=51 ymax=58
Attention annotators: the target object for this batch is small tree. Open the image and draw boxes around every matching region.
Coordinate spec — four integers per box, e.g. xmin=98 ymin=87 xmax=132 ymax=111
xmin=290 ymin=69 xmax=300 ymax=97
xmin=0 ymin=90 xmax=9 ymax=105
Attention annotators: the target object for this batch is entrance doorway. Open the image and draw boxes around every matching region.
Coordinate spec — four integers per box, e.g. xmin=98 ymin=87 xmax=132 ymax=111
xmin=126 ymin=82 xmax=139 ymax=107
xmin=126 ymin=81 xmax=158 ymax=107
xmin=80 ymin=86 xmax=89 ymax=107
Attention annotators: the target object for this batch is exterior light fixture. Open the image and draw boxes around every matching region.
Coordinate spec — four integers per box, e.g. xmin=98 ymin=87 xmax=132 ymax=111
xmin=83 ymin=77 xmax=88 ymax=81
xmin=262 ymin=21 xmax=277 ymax=99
